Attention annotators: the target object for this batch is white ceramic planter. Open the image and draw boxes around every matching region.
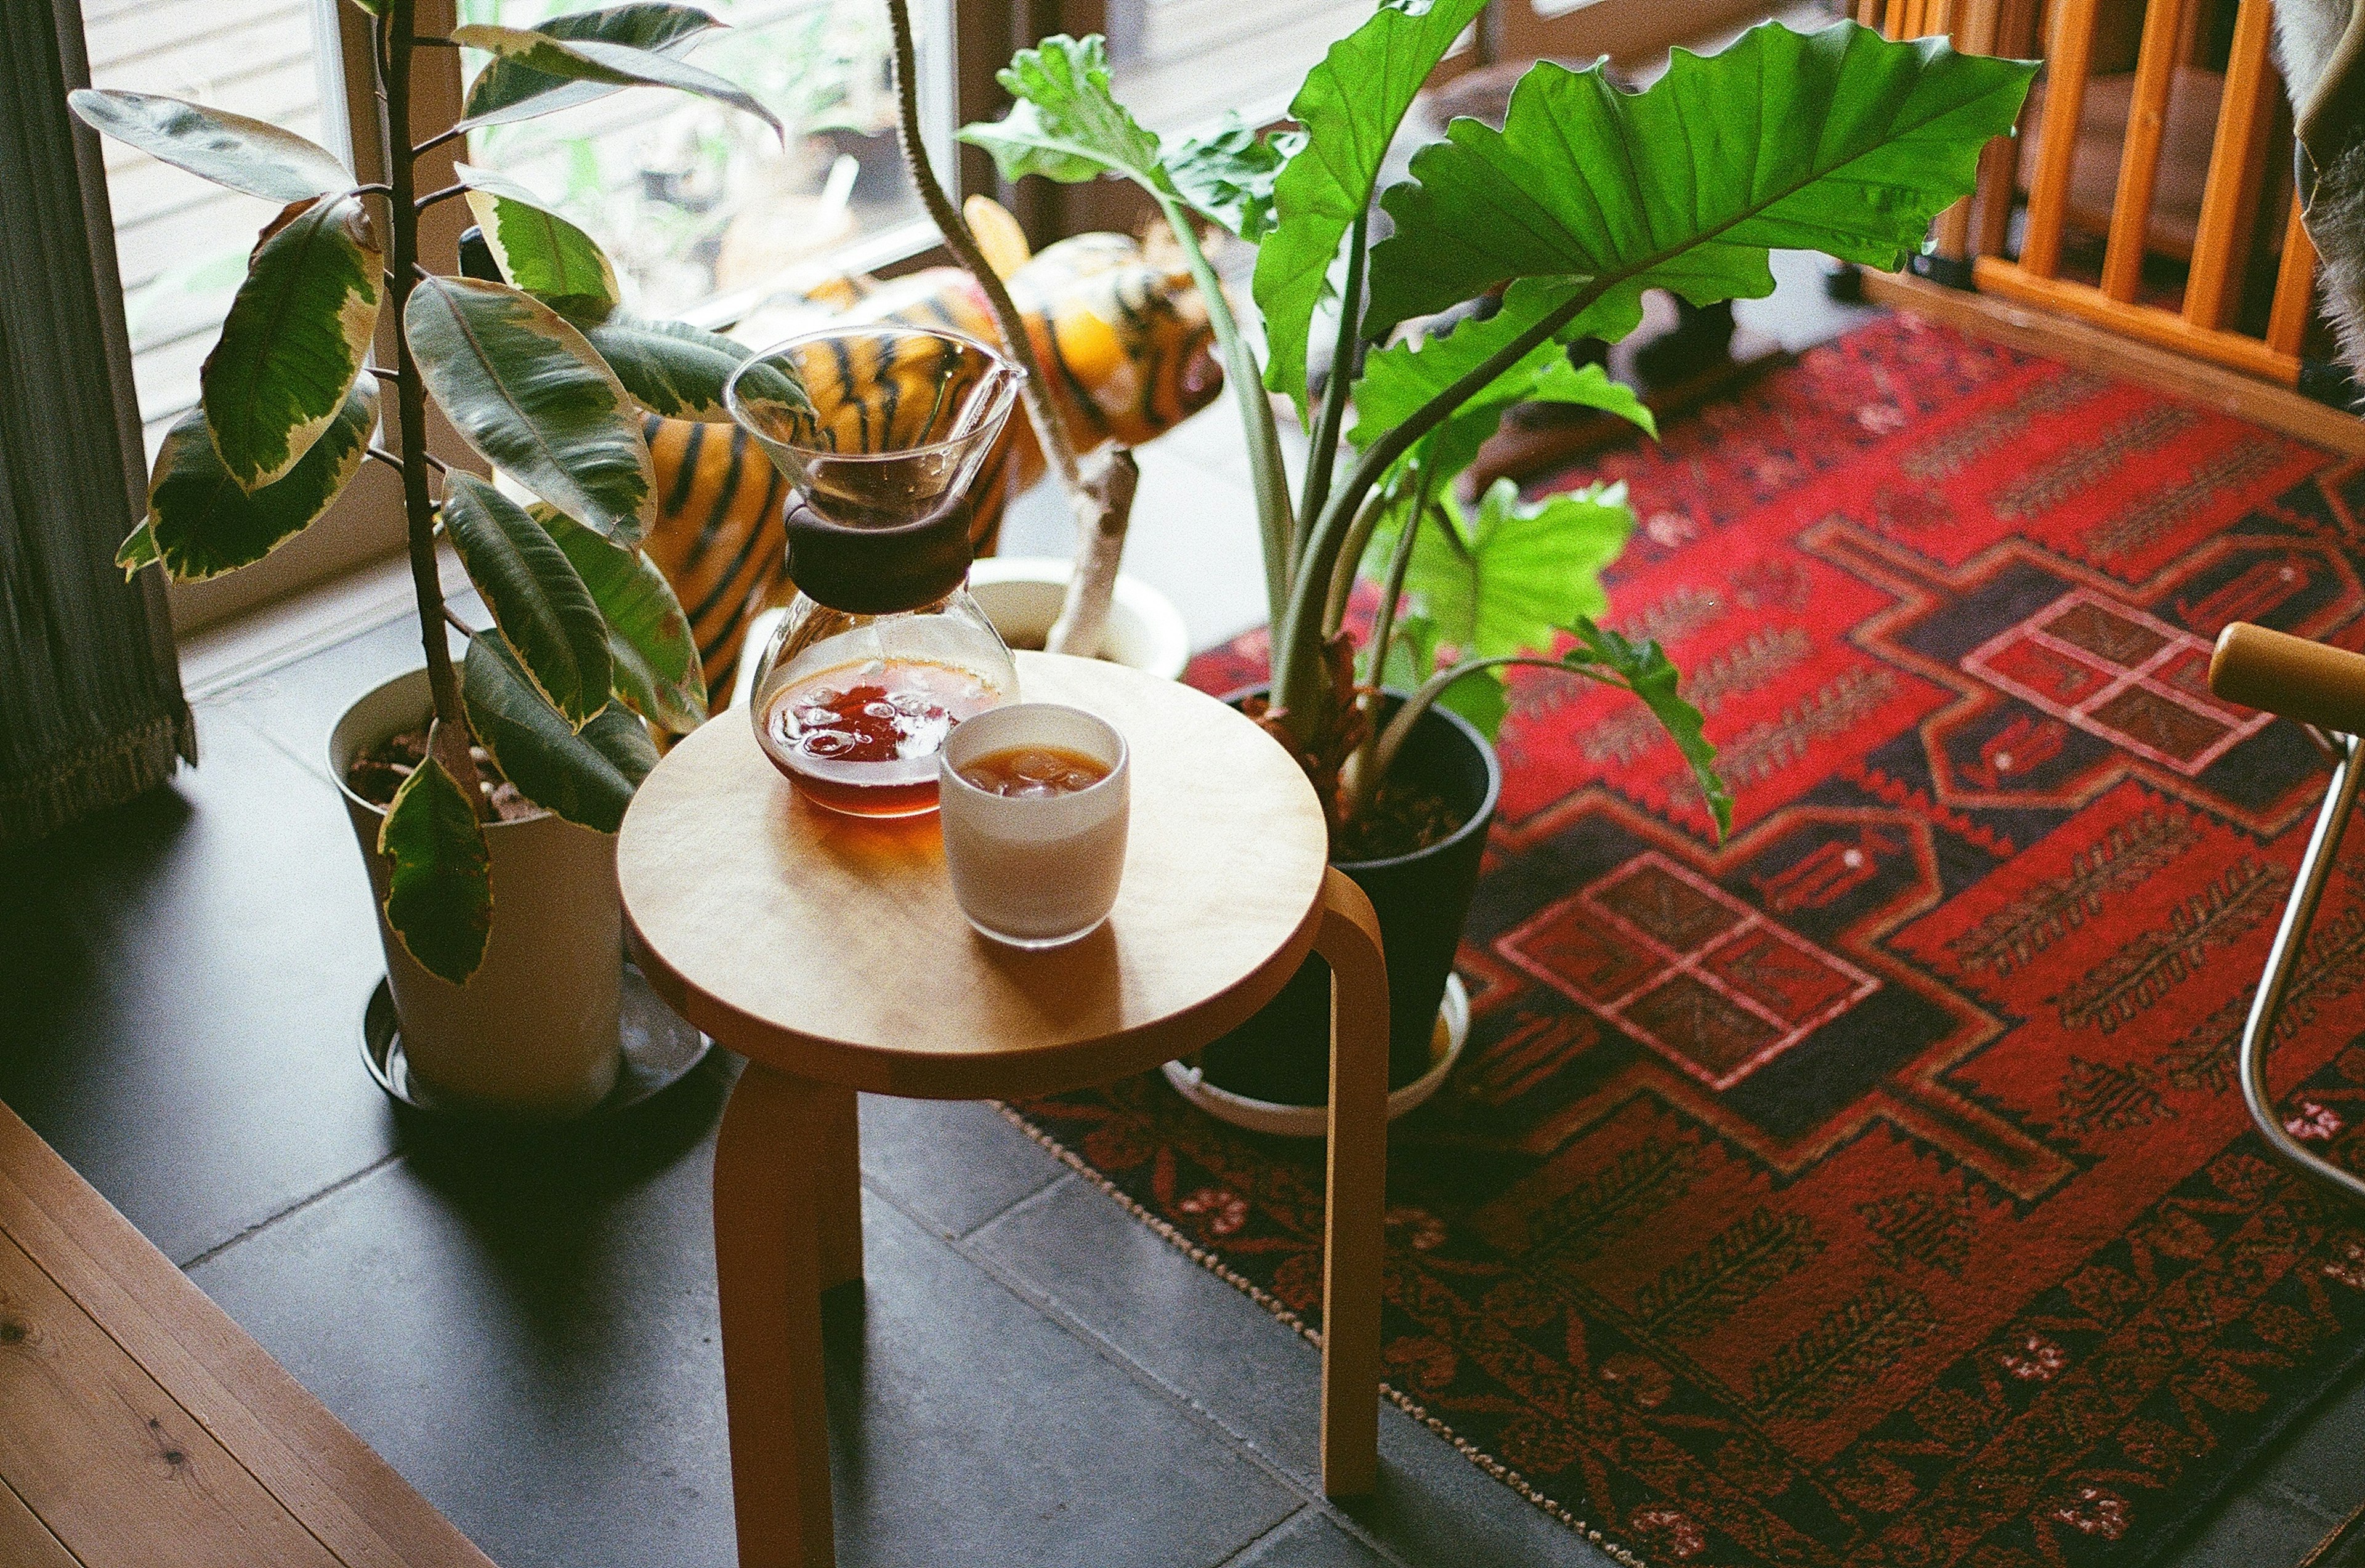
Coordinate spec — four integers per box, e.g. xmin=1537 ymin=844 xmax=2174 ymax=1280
xmin=966 ymin=557 xmax=1191 ymax=680
xmin=332 ymin=669 xmax=623 ymax=1117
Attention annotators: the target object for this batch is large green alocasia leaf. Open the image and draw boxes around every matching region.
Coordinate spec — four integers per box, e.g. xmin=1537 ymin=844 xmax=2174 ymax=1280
xmin=405 ymin=275 xmax=655 ymax=543
xmin=1252 ymin=0 xmax=1489 ymax=418
xmin=1351 ymin=318 xmax=1653 ymax=483
xmin=201 ymin=196 xmax=380 ymax=492
xmin=1365 ymin=22 xmax=2037 ymax=338
xmin=1373 ymin=477 xmax=1632 ymax=665
xmin=68 ymin=89 xmax=352 ymax=203
xmin=960 ymin=36 xmax=1170 ymax=192
xmin=1165 ymin=115 xmax=1301 ymax=242
xmin=439 ymin=474 xmax=612 ymax=730
xmin=378 ymin=740 xmax=493 ymax=986
xmin=464 ymin=632 xmax=658 ymax=834
xmin=1563 ymin=618 xmax=1729 ymax=836
xmin=535 ymin=505 xmax=708 ymax=733
xmin=1380 ymin=611 xmax=1510 ymax=740
xmin=451 ymin=25 xmax=779 ymax=140
xmin=461 ymin=4 xmax=722 ymax=126
xmin=139 ymin=378 xmax=378 ymax=581
xmin=456 ymin=165 xmax=619 ymax=313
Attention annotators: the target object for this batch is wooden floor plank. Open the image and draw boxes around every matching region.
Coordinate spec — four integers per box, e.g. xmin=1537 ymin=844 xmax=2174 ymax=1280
xmin=0 ymin=1105 xmax=493 ymax=1568
xmin=0 ymin=1228 xmax=349 ymax=1568
xmin=0 ymin=1474 xmax=81 ymax=1568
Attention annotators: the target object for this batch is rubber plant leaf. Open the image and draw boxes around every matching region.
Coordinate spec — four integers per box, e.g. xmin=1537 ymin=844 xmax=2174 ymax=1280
xmin=461 ymin=4 xmax=724 ymax=126
xmin=572 ymin=310 xmax=777 ymax=422
xmin=405 ymin=275 xmax=655 ymax=543
xmin=201 ymin=196 xmax=380 ymax=492
xmin=377 ymin=740 xmax=494 ymax=986
xmin=440 ymin=473 xmax=613 ymax=730
xmin=456 ymin=164 xmax=620 ymax=315
xmin=533 ymin=504 xmax=708 ymax=732
xmin=464 ymin=632 xmax=658 ymax=833
xmin=115 ymin=522 xmax=159 ymax=576
xmin=68 ymin=89 xmax=352 ymax=203
xmin=1563 ymin=617 xmax=1729 ymax=836
xmin=451 ymin=25 xmax=780 ymax=140
xmin=1251 ymin=0 xmax=1490 ymax=418
xmin=1373 ymin=477 xmax=1632 ymax=665
xmin=1365 ymin=20 xmax=2038 ymax=339
xmin=1166 ymin=115 xmax=1302 ymax=241
xmin=142 ymin=377 xmax=378 ymax=581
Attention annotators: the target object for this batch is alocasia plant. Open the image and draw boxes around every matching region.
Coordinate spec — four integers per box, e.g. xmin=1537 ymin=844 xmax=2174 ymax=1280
xmin=964 ymin=12 xmax=2037 ymax=843
xmin=74 ymin=1 xmax=793 ymax=983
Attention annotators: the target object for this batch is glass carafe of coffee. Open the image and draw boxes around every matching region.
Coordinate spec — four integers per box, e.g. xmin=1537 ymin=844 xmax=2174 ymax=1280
xmin=725 ymin=326 xmax=1024 ymax=818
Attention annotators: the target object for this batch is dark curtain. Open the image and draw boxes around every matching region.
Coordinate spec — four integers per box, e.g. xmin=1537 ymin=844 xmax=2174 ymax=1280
xmin=0 ymin=0 xmax=196 ymax=844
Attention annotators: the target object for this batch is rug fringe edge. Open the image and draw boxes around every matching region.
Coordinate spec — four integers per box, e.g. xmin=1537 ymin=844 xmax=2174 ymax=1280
xmin=988 ymin=1099 xmax=1653 ymax=1568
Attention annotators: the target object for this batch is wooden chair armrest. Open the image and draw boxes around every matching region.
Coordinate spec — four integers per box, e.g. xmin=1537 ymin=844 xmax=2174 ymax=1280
xmin=2210 ymin=623 xmax=2365 ymax=735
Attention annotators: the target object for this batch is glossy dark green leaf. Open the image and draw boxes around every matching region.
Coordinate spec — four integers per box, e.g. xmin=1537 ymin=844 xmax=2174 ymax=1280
xmin=115 ymin=522 xmax=159 ymax=576
xmin=464 ymin=632 xmax=657 ymax=833
xmin=377 ymin=741 xmax=493 ymax=986
xmin=453 ymin=23 xmax=780 ymax=139
xmin=1365 ymin=21 xmax=2037 ymax=338
xmin=457 ymin=164 xmax=619 ymax=313
xmin=1251 ymin=0 xmax=1489 ymax=416
xmin=405 ymin=275 xmax=655 ymax=542
xmin=461 ymin=4 xmax=724 ymax=126
xmin=439 ymin=473 xmax=612 ymax=729
xmin=201 ymin=196 xmax=381 ymax=491
xmin=68 ymin=89 xmax=352 ymax=203
xmin=1166 ymin=116 xmax=1301 ymax=241
xmin=1564 ymin=618 xmax=1729 ymax=837
xmin=535 ymin=505 xmax=708 ymax=732
xmin=1351 ymin=313 xmax=1653 ymax=483
xmin=574 ymin=312 xmax=762 ymax=422
xmin=144 ymin=378 xmax=378 ymax=581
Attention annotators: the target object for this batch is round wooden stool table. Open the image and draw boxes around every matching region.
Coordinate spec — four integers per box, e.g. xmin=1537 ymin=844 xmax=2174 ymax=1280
xmin=618 ymin=650 xmax=1391 ymax=1568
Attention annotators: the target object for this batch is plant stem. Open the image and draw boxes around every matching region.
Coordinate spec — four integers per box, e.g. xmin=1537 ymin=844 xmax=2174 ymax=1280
xmin=1322 ymin=479 xmax=1391 ymax=636
xmin=1367 ymin=654 xmax=1621 ymax=786
xmin=1296 ymin=210 xmax=1365 ymax=552
xmin=1340 ymin=471 xmax=1431 ymax=817
xmin=378 ymin=0 xmax=480 ymax=811
xmin=1270 ymin=278 xmax=1605 ymax=734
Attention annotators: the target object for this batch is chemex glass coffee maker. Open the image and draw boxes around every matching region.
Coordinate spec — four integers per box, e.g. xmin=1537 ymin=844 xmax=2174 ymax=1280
xmin=724 ymin=326 xmax=1025 ymax=818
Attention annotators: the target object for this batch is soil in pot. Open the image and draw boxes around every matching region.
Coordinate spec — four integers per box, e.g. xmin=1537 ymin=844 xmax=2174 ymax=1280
xmin=1195 ymin=693 xmax=1501 ymax=1107
xmin=347 ymin=729 xmax=540 ymax=822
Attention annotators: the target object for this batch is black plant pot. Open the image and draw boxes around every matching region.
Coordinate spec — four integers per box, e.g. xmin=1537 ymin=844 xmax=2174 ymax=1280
xmin=1195 ymin=690 xmax=1502 ymax=1107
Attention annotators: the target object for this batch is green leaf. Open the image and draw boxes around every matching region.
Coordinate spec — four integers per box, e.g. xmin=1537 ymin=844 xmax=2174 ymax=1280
xmin=457 ymin=165 xmax=619 ymax=313
xmin=405 ymin=275 xmax=655 ymax=543
xmin=439 ymin=473 xmax=612 ymax=730
xmin=1253 ymin=0 xmax=1490 ymax=417
xmin=959 ymin=36 xmax=1169 ymax=190
xmin=377 ymin=742 xmax=493 ymax=986
xmin=68 ymin=89 xmax=352 ymax=204
xmin=464 ymin=632 xmax=658 ymax=833
xmin=1434 ymin=664 xmax=1510 ymax=742
xmin=1351 ymin=310 xmax=1654 ymax=484
xmin=452 ymin=24 xmax=780 ymax=140
xmin=1564 ymin=618 xmax=1730 ymax=837
xmin=461 ymin=4 xmax=724 ymax=126
xmin=535 ymin=504 xmax=709 ymax=732
xmin=574 ymin=311 xmax=762 ymax=422
xmin=1377 ymin=477 xmax=1632 ymax=661
xmin=201 ymin=196 xmax=381 ymax=492
xmin=144 ymin=378 xmax=378 ymax=581
xmin=1365 ymin=20 xmax=2037 ymax=337
xmin=116 ymin=522 xmax=159 ymax=576
xmin=1166 ymin=116 xmax=1301 ymax=241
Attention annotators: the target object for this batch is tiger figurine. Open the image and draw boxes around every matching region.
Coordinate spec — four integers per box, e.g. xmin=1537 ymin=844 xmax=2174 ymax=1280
xmin=642 ymin=198 xmax=1223 ymax=694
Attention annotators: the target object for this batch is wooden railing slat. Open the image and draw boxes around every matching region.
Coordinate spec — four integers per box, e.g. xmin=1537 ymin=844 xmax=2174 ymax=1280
xmin=2268 ymin=196 xmax=2318 ymax=356
xmin=2020 ymin=0 xmax=2101 ymax=279
xmin=2100 ymin=0 xmax=2188 ymax=301
xmin=2185 ymin=0 xmax=2278 ymax=330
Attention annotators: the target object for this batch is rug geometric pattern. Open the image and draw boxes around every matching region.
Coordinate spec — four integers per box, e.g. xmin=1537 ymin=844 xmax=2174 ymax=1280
xmin=1009 ymin=317 xmax=2365 ymax=1567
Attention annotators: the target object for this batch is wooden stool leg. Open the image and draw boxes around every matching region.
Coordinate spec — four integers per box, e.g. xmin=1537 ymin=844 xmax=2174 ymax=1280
xmin=1312 ymin=867 xmax=1389 ymax=1498
xmin=713 ymin=1062 xmax=839 ymax=1568
xmin=815 ymin=1085 xmax=863 ymax=1291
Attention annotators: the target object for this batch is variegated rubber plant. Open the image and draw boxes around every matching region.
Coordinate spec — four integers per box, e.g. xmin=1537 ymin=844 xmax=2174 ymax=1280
xmin=77 ymin=1 xmax=797 ymax=984
xmin=962 ymin=14 xmax=2040 ymax=844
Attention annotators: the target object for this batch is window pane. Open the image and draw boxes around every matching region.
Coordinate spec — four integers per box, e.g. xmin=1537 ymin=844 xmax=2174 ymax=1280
xmin=83 ymin=0 xmax=347 ymax=461
xmin=458 ymin=0 xmax=956 ymax=324
xmin=1102 ymin=0 xmax=1377 ymax=131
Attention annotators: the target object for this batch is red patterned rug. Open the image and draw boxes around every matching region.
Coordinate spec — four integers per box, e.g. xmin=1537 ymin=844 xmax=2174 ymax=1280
xmin=1006 ymin=314 xmax=2365 ymax=1567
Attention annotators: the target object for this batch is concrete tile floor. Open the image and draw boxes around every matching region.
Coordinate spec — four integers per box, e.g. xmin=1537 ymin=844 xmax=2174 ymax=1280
xmin=7 ymin=261 xmax=2364 ymax=1567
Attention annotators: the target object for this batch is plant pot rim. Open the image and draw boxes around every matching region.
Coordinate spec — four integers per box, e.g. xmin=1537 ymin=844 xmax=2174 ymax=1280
xmin=331 ymin=665 xmax=555 ymax=832
xmin=1222 ymin=681 xmax=1503 ymax=873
